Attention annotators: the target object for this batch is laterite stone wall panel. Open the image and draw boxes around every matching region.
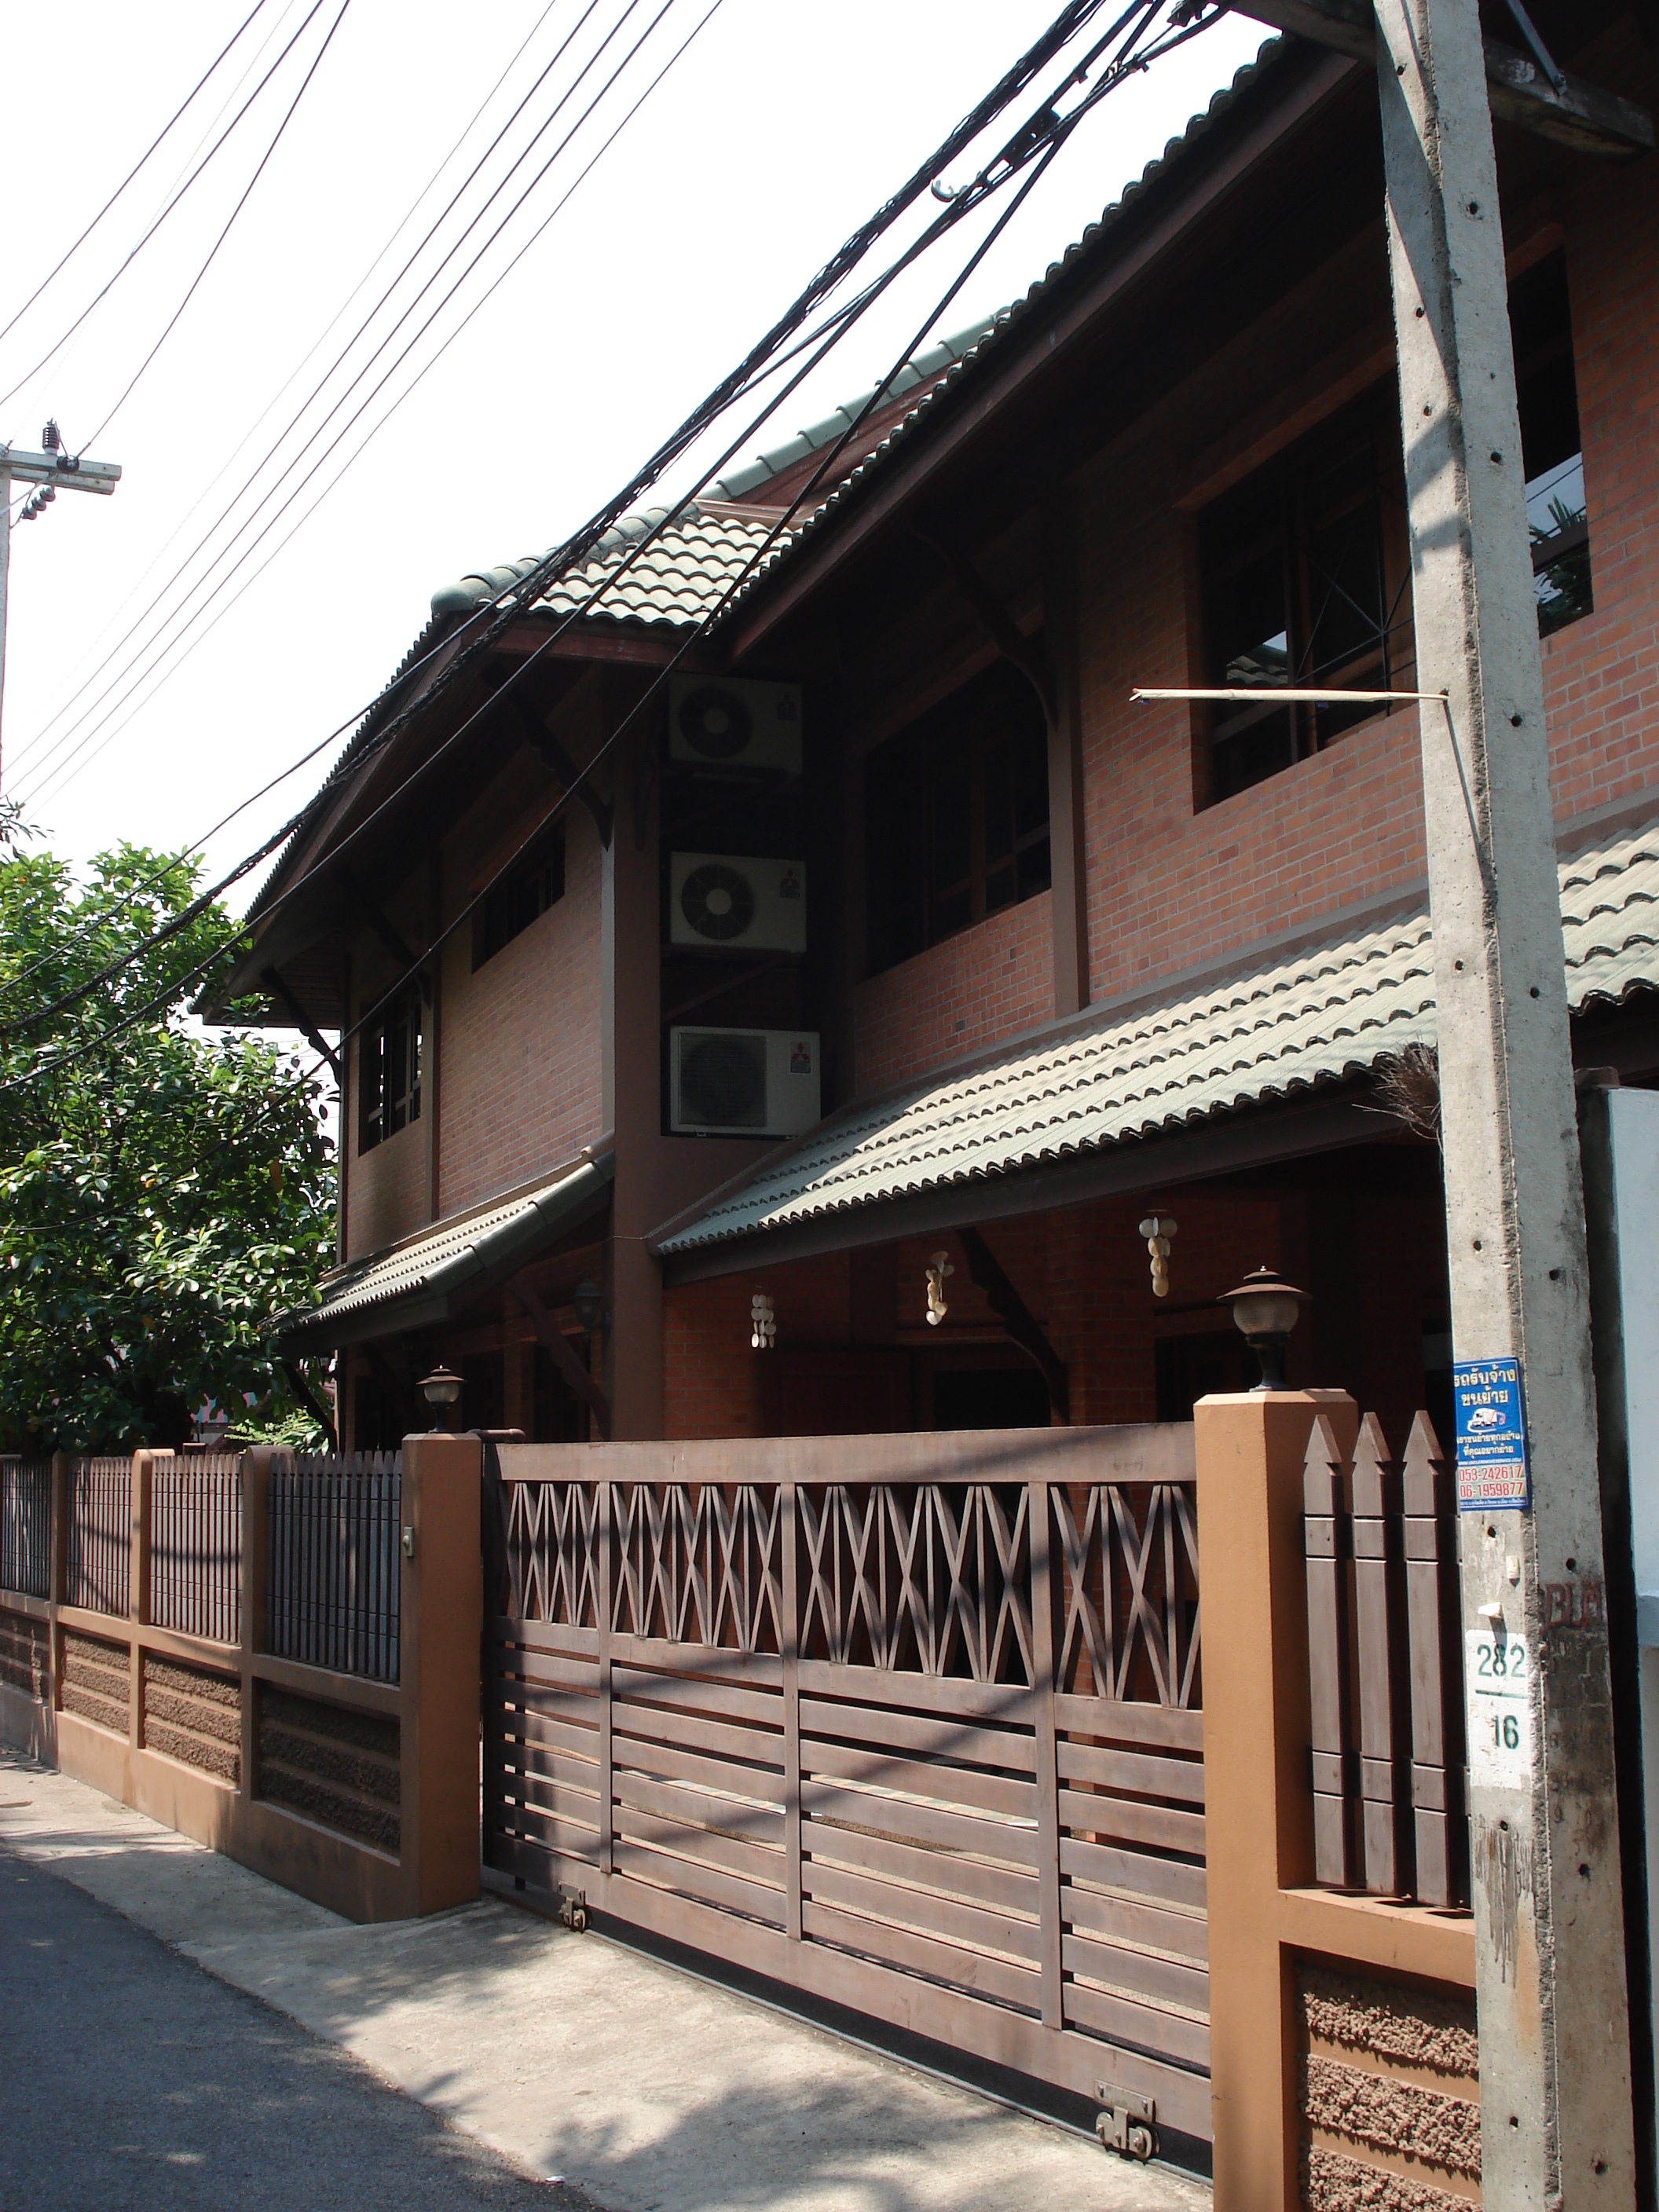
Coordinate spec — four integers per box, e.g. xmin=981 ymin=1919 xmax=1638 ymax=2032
xmin=255 ymin=1686 xmax=400 ymax=1855
xmin=60 ymin=1629 xmax=129 ymax=1738
xmin=142 ymin=1654 xmax=241 ymax=1786
xmin=0 ymin=1607 xmax=49 ymax=1701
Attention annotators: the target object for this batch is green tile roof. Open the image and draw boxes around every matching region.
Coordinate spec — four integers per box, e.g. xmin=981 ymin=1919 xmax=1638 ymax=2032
xmin=655 ymin=816 xmax=1659 ymax=1258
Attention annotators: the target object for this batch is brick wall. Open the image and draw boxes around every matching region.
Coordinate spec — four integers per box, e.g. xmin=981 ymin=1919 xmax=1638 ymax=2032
xmin=438 ymin=807 xmax=605 ymax=1218
xmin=345 ymin=1082 xmax=427 ymax=1259
xmin=852 ymin=890 xmax=1054 ymax=1095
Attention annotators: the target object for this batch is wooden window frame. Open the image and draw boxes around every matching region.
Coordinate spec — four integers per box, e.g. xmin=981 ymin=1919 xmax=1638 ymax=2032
xmin=357 ymin=987 xmax=423 ymax=1155
xmin=472 ymin=819 xmax=566 ymax=971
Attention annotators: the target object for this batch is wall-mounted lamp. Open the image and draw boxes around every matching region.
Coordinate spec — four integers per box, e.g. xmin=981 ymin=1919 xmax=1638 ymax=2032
xmin=418 ymin=1364 xmax=463 ymax=1431
xmin=750 ymin=1291 xmax=776 ymax=1350
xmin=571 ymin=1276 xmax=606 ymax=1335
xmin=925 ymin=1251 xmax=954 ymax=1328
xmin=1138 ymin=1213 xmax=1178 ymax=1298
xmin=1218 ymin=1268 xmax=1309 ymax=1392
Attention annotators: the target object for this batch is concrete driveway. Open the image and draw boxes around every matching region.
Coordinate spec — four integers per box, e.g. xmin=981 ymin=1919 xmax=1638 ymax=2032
xmin=0 ymin=1751 xmax=1210 ymax=2212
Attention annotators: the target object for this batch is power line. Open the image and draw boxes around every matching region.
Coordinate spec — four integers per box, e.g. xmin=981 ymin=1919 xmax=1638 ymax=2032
xmin=0 ymin=0 xmax=335 ymax=412
xmin=4 ymin=0 xmax=566 ymax=790
xmin=86 ymin=0 xmax=353 ymax=448
xmin=0 ymin=0 xmax=271 ymax=353
xmin=0 ymin=0 xmax=1168 ymax=1086
xmin=10 ymin=0 xmax=666 ymax=796
xmin=24 ymin=0 xmax=732 ymax=811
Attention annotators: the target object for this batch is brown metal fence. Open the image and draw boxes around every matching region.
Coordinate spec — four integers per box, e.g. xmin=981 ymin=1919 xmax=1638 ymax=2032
xmin=267 ymin=1452 xmax=401 ymax=1683
xmin=483 ymin=1429 xmax=1209 ymax=2143
xmin=0 ymin=1458 xmax=52 ymax=1599
xmin=67 ymin=1458 xmax=133 ymax=1617
xmin=1302 ymin=1408 xmax=1467 ymax=1907
xmin=150 ymin=1457 xmax=244 ymax=1645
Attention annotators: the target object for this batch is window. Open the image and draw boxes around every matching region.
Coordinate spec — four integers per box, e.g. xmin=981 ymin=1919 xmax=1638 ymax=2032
xmin=865 ymin=658 xmax=1050 ymax=975
xmin=1197 ymin=390 xmax=1409 ymax=804
xmin=358 ymin=989 xmax=422 ymax=1153
xmin=1511 ymin=252 xmax=1591 ymax=638
xmin=474 ymin=820 xmax=565 ymax=969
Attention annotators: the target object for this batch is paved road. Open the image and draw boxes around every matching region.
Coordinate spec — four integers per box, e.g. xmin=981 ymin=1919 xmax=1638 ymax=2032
xmin=0 ymin=1846 xmax=583 ymax=2210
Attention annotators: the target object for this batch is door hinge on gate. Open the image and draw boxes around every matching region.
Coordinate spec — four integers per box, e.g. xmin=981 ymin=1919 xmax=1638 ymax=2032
xmin=1095 ymin=2082 xmax=1157 ymax=2163
xmin=557 ymin=1885 xmax=588 ymax=1933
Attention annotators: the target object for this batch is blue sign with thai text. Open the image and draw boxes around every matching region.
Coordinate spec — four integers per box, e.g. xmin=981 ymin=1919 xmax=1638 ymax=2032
xmin=1452 ymin=1357 xmax=1530 ymax=1512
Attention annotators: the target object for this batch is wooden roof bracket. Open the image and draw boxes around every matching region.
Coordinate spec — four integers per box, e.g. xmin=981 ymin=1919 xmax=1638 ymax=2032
xmin=911 ymin=524 xmax=1057 ymax=726
xmin=956 ymin=1225 xmax=1071 ymax=1424
xmin=511 ymin=1271 xmax=613 ymax=1441
xmin=506 ymin=695 xmax=613 ymax=848
xmin=346 ymin=876 xmax=432 ymax=1005
xmin=262 ymin=965 xmax=342 ymax=1083
xmin=1225 ymin=0 xmax=1654 ymax=158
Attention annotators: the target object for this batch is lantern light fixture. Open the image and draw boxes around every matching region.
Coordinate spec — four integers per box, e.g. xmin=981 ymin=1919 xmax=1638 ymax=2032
xmin=571 ymin=1276 xmax=606 ymax=1335
xmin=1138 ymin=1213 xmax=1178 ymax=1298
xmin=418 ymin=1364 xmax=463 ymax=1430
xmin=925 ymin=1250 xmax=954 ymax=1328
xmin=1218 ymin=1268 xmax=1309 ymax=1392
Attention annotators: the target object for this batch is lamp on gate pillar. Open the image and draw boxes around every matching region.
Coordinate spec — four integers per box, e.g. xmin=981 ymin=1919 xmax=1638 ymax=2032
xmin=419 ymin=1364 xmax=463 ymax=1432
xmin=1219 ymin=1267 xmax=1309 ymax=1392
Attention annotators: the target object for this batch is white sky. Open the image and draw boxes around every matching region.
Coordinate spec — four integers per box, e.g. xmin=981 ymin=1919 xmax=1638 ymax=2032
xmin=0 ymin=1 xmax=1267 ymax=900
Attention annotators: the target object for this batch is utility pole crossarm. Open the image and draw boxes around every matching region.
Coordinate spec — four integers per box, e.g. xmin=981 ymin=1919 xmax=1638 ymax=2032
xmin=1228 ymin=0 xmax=1656 ymax=158
xmin=0 ymin=447 xmax=121 ymax=493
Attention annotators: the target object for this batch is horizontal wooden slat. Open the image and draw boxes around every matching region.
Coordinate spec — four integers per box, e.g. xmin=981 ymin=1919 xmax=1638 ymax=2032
xmin=612 ymin=1697 xmax=781 ymax=1770
xmin=506 ymin=1800 xmax=602 ymax=1861
xmin=803 ymin=1898 xmax=1041 ymax=2013
xmin=797 ymin=1661 xmax=1032 ymax=1725
xmin=1053 ymin=1694 xmax=1203 ymax=1754
xmin=802 ymin=1855 xmax=1041 ymax=1965
xmin=798 ymin=1694 xmax=1035 ymax=1771
xmin=482 ymin=1844 xmax=1214 ymax=2141
xmin=1062 ymin=1974 xmax=1212 ymax=2073
xmin=1058 ymin=1785 xmax=1205 ymax=1858
xmin=612 ymin=1731 xmax=785 ymax=1807
xmin=800 ymin=1737 xmax=1036 ymax=1821
xmin=611 ymin=1665 xmax=782 ymax=1728
xmin=502 ymin=1740 xmax=602 ymax=1803
xmin=804 ymin=1818 xmax=1041 ymax=1917
xmin=1061 ymin=1928 xmax=1210 ymax=2016
xmin=1062 ymin=1881 xmax=1208 ymax=1964
xmin=490 ymin=1643 xmax=599 ymax=1694
xmin=610 ymin=1636 xmax=782 ymax=1690
xmin=488 ymin=1705 xmax=599 ymax=1768
xmin=614 ymin=1837 xmax=786 ymax=1928
xmin=1055 ymin=1738 xmax=1204 ymax=1805
xmin=803 ymin=1778 xmax=1037 ymax=1866
xmin=1060 ymin=1833 xmax=1207 ymax=1913
xmin=510 ymin=1764 xmax=602 ymax=1826
xmin=611 ymin=1767 xmax=786 ymax=1854
xmin=489 ymin=1675 xmax=602 ymax=1729
xmin=612 ymin=1804 xmax=786 ymax=1892
xmin=492 ymin=1614 xmax=599 ymax=1659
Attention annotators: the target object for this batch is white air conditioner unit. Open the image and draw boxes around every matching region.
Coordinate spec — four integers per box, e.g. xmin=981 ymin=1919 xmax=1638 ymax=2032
xmin=669 ymin=851 xmax=807 ymax=953
xmin=668 ymin=675 xmax=801 ymax=775
xmin=670 ymin=1027 xmax=820 ymax=1137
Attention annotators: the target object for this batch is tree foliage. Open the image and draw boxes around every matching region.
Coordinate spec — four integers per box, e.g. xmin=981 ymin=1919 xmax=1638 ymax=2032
xmin=0 ymin=829 xmax=336 ymax=1450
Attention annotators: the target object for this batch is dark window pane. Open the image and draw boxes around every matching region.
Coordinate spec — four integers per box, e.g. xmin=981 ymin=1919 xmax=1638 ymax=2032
xmin=475 ymin=822 xmax=566 ymax=968
xmin=985 ymin=864 xmax=1016 ymax=914
xmin=931 ymin=887 xmax=972 ymax=939
xmin=1016 ymin=837 xmax=1051 ymax=900
xmin=983 ymin=739 xmax=1014 ymax=866
xmin=930 ymin=757 xmax=972 ymax=892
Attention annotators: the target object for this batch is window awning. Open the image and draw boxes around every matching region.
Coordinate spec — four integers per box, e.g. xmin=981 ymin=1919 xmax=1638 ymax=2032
xmin=654 ymin=819 xmax=1657 ymax=1276
xmin=280 ymin=1151 xmax=613 ymax=1353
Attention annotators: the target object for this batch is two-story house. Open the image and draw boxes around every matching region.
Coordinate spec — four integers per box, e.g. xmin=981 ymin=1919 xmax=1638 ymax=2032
xmin=214 ymin=5 xmax=1659 ymax=1459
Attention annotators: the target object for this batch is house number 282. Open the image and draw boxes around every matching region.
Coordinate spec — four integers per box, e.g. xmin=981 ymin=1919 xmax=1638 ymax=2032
xmin=1466 ymin=1628 xmax=1533 ymax=1787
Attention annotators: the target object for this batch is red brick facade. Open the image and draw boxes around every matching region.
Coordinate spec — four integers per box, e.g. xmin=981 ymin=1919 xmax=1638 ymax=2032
xmin=852 ymin=890 xmax=1055 ymax=1094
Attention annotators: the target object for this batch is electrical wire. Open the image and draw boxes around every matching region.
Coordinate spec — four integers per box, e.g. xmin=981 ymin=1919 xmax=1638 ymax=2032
xmin=25 ymin=0 xmax=731 ymax=812
xmin=11 ymin=0 xmax=670 ymax=797
xmin=4 ymin=0 xmax=1148 ymax=1053
xmin=0 ymin=0 xmax=335 ymax=412
xmin=85 ymin=0 xmax=353 ymax=448
xmin=3 ymin=0 xmax=566 ymax=787
xmin=10 ymin=0 xmax=1104 ymax=795
xmin=0 ymin=0 xmax=271 ymax=353
xmin=0 ymin=0 xmax=1185 ymax=1087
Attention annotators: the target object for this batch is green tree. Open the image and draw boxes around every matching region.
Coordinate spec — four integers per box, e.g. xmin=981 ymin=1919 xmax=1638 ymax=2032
xmin=0 ymin=826 xmax=336 ymax=1450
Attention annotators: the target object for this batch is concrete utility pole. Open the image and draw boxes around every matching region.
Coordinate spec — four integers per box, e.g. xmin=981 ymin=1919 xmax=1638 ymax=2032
xmin=1372 ymin=2 xmax=1635 ymax=2203
xmin=0 ymin=429 xmax=121 ymax=787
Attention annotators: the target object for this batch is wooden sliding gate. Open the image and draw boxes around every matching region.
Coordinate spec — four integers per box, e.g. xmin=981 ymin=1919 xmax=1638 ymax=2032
xmin=482 ymin=1427 xmax=1209 ymax=2141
